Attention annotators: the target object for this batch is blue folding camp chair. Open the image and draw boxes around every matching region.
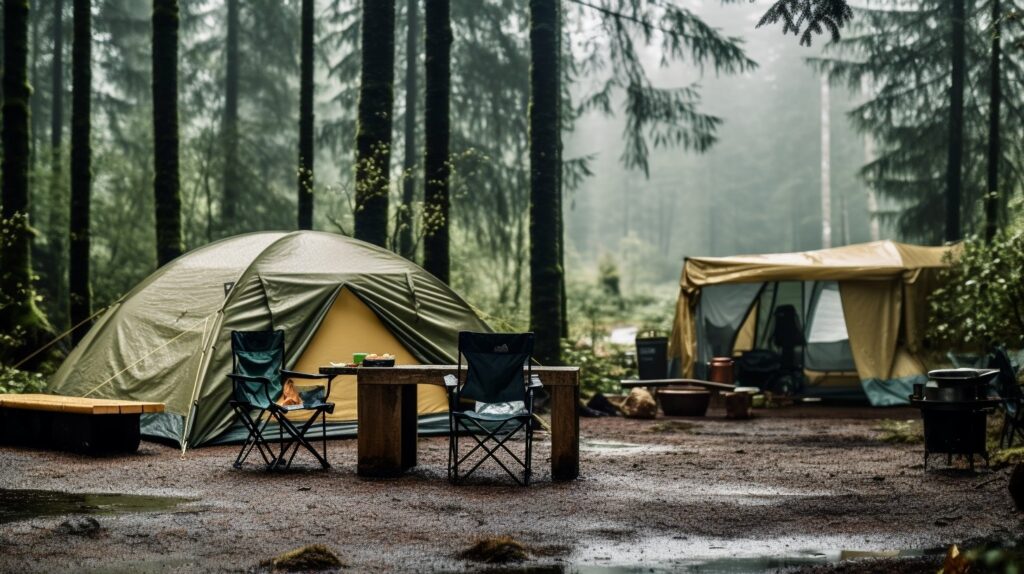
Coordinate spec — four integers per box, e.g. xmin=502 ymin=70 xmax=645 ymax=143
xmin=446 ymin=332 xmax=541 ymax=485
xmin=227 ymin=330 xmax=335 ymax=470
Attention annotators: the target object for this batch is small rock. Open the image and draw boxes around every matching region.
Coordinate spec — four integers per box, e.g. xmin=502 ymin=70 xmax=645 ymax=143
xmin=56 ymin=516 xmax=102 ymax=537
xmin=297 ymin=486 xmax=311 ymax=492
xmin=459 ymin=536 xmax=528 ymax=564
xmin=266 ymin=544 xmax=344 ymax=572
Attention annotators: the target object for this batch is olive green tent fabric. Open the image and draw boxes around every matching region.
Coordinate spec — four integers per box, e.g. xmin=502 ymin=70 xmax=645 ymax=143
xmin=48 ymin=231 xmax=491 ymax=448
xmin=668 ymin=241 xmax=956 ymax=405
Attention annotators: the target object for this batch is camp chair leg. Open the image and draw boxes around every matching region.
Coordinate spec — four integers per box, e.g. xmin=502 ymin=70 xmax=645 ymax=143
xmin=270 ymin=408 xmax=331 ymax=470
xmin=232 ymin=406 xmax=276 ymax=469
xmin=452 ymin=417 xmax=531 ymax=486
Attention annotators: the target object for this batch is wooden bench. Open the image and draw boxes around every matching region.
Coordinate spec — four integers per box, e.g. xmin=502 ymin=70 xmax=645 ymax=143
xmin=0 ymin=394 xmax=164 ymax=454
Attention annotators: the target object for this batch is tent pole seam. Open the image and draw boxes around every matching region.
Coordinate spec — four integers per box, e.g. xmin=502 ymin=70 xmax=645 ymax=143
xmin=181 ymin=309 xmax=226 ymax=452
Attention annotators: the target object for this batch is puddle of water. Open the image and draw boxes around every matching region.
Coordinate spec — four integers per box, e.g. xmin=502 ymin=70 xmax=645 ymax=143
xmin=580 ymin=440 xmax=674 ymax=455
xmin=572 ymin=534 xmax=946 ymax=573
xmin=0 ymin=488 xmax=195 ymax=524
xmin=480 ymin=547 xmax=943 ymax=574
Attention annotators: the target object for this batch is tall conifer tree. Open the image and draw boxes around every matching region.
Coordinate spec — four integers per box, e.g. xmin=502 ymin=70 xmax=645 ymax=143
xmin=397 ymin=0 xmax=419 ymax=259
xmin=529 ymin=0 xmax=562 ymax=364
xmin=153 ymin=0 xmax=183 ymax=265
xmin=423 ymin=0 xmax=451 ymax=282
xmin=353 ymin=0 xmax=395 ymax=247
xmin=2 ymin=0 xmax=49 ymax=356
xmin=69 ymin=0 xmax=91 ymax=343
xmin=221 ymin=0 xmax=240 ymax=229
xmin=298 ymin=0 xmax=315 ymax=230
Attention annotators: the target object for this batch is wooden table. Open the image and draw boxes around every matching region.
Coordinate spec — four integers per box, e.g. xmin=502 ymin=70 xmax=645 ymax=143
xmin=319 ymin=365 xmax=580 ymax=480
xmin=0 ymin=393 xmax=165 ymax=454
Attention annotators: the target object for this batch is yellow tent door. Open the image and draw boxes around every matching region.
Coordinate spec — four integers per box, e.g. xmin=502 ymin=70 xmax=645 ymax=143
xmin=288 ymin=288 xmax=449 ymax=422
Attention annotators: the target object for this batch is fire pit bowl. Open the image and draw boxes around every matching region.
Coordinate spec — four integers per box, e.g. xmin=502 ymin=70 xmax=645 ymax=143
xmin=924 ymin=368 xmax=999 ymax=402
xmin=658 ymin=387 xmax=710 ymax=417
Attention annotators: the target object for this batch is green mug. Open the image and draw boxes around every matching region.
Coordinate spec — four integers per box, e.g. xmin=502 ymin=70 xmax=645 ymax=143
xmin=353 ymin=352 xmax=368 ymax=365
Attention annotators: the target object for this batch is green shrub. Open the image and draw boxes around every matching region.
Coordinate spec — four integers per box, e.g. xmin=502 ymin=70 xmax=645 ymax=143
xmin=0 ymin=365 xmax=47 ymax=395
xmin=928 ymin=232 xmax=1024 ymax=350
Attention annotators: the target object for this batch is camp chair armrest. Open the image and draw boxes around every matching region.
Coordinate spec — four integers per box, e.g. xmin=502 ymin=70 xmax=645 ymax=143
xmin=528 ymin=376 xmax=543 ymax=389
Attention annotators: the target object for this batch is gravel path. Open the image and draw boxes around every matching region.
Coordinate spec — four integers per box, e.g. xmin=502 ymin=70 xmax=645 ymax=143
xmin=0 ymin=406 xmax=1016 ymax=573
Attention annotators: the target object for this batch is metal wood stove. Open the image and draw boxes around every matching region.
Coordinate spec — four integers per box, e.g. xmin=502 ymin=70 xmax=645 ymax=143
xmin=910 ymin=368 xmax=1000 ymax=470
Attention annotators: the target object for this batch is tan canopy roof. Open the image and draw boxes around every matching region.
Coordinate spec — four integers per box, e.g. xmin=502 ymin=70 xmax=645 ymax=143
xmin=679 ymin=241 xmax=952 ymax=290
xmin=669 ymin=241 xmax=958 ymax=405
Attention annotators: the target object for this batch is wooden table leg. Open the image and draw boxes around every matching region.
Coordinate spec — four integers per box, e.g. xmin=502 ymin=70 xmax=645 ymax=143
xmin=549 ymin=382 xmax=580 ymax=481
xmin=357 ymin=383 xmax=405 ymax=477
xmin=400 ymin=384 xmax=418 ymax=470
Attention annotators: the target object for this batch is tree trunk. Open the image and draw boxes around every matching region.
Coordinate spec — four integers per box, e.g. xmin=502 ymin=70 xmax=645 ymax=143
xmin=49 ymin=0 xmax=67 ymax=327
xmin=2 ymin=0 xmax=49 ymax=354
xmin=69 ymin=0 xmax=91 ymax=344
xmin=397 ymin=0 xmax=418 ymax=259
xmin=30 ymin=1 xmax=40 ymax=167
xmin=152 ymin=0 xmax=182 ymax=266
xmin=221 ymin=0 xmax=240 ymax=229
xmin=820 ymin=74 xmax=831 ymax=249
xmin=354 ymin=0 xmax=395 ymax=248
xmin=529 ymin=0 xmax=562 ymax=364
xmin=984 ymin=0 xmax=1001 ymax=243
xmin=422 ymin=0 xmax=450 ymax=282
xmin=945 ymin=0 xmax=966 ymax=242
xmin=297 ymin=0 xmax=314 ymax=230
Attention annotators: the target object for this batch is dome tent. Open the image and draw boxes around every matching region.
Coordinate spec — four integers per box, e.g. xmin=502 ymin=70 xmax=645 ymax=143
xmin=669 ymin=241 xmax=957 ymax=406
xmin=48 ymin=231 xmax=491 ymax=449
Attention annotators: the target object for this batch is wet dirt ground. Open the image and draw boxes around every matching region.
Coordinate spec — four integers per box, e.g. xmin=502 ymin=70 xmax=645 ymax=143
xmin=0 ymin=405 xmax=1018 ymax=573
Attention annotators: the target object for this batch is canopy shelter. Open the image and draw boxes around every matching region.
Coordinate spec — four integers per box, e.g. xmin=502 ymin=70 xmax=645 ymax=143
xmin=48 ymin=231 xmax=491 ymax=449
xmin=668 ymin=241 xmax=957 ymax=405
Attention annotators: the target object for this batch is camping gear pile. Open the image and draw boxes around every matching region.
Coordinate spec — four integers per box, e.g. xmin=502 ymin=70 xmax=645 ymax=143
xmin=669 ymin=241 xmax=957 ymax=405
xmin=911 ymin=368 xmax=1001 ymax=469
xmin=47 ymin=231 xmax=491 ymax=450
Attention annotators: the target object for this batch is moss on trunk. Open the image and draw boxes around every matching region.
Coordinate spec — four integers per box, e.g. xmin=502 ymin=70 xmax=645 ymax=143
xmin=2 ymin=0 xmax=51 ymax=360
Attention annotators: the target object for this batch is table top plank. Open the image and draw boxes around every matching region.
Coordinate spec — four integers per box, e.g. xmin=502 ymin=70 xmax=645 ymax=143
xmin=319 ymin=364 xmax=579 ymax=387
xmin=0 ymin=393 xmax=166 ymax=415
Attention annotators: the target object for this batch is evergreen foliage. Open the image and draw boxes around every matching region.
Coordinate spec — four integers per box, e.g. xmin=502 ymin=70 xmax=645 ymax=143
xmin=757 ymin=0 xmax=854 ymax=46
xmin=814 ymin=0 xmax=1024 ymax=243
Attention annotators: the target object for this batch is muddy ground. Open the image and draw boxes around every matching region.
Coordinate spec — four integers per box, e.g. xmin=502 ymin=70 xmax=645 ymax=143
xmin=0 ymin=405 xmax=1018 ymax=573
